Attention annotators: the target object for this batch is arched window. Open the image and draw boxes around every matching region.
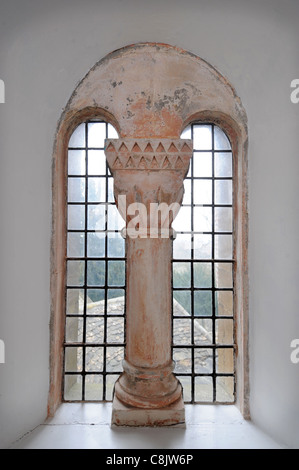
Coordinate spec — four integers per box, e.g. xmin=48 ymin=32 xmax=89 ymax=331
xmin=49 ymin=43 xmax=249 ymax=419
xmin=63 ymin=120 xmax=125 ymax=402
xmin=173 ymin=123 xmax=235 ymax=404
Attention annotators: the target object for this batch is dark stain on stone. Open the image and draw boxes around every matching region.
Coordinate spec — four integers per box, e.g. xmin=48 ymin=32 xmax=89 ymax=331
xmin=127 ymin=110 xmax=135 ymax=118
xmin=146 ymin=96 xmax=152 ymax=110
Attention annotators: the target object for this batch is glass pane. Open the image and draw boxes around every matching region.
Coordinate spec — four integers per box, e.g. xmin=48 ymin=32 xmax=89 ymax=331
xmin=88 ymin=204 xmax=106 ymax=231
xmin=66 ymin=289 xmax=84 ymax=315
xmin=214 ymin=126 xmax=231 ymax=150
xmin=193 ymin=234 xmax=212 ymax=259
xmin=64 ymin=347 xmax=82 ymax=372
xmin=64 ymin=375 xmax=82 ymax=401
xmin=216 ymin=376 xmax=234 ymax=402
xmin=173 ymin=262 xmax=191 ymax=288
xmin=107 ymin=317 xmax=124 ymax=344
xmin=106 ymin=375 xmax=119 ymax=401
xmin=173 ymin=319 xmax=192 ymax=345
xmin=193 ymin=262 xmax=212 ymax=288
xmin=108 ymin=260 xmax=125 ymax=286
xmin=193 ymin=180 xmax=212 ymax=204
xmin=65 ymin=317 xmax=83 ymax=343
xmin=88 ymin=122 xmax=106 ymax=148
xmin=88 ymin=177 xmax=106 ymax=202
xmin=194 ymin=291 xmax=212 ymax=316
xmin=215 ymin=207 xmax=233 ymax=232
xmin=88 ymin=150 xmax=106 ymax=175
xmin=68 ymin=150 xmax=85 ymax=175
xmin=194 ymin=348 xmax=213 ymax=374
xmin=193 ymin=152 xmax=212 ymax=177
xmin=215 ymin=263 xmax=233 ymax=288
xmin=216 ymin=319 xmax=234 ymax=345
xmin=194 ymin=318 xmax=212 ymax=345
xmin=173 ymin=234 xmax=191 ymax=259
xmin=106 ymin=347 xmax=124 ymax=372
xmin=215 ymin=180 xmax=232 ymax=205
xmin=68 ymin=177 xmax=85 ymax=202
xmin=215 ymin=152 xmax=232 ymax=177
xmin=85 ymin=347 xmax=104 ymax=372
xmin=67 ymin=232 xmax=85 ymax=258
xmin=86 ymin=317 xmax=104 ymax=344
xmin=173 ymin=291 xmax=191 ymax=315
xmin=193 ymin=124 xmax=212 ymax=150
xmin=180 ymin=125 xmax=191 ymax=139
xmin=107 ymin=289 xmax=125 ymax=314
xmin=178 ymin=376 xmax=191 ymax=402
xmin=68 ymin=205 xmax=85 ymax=230
xmin=85 ymin=375 xmax=103 ymax=401
xmin=108 ymin=123 xmax=118 ymax=139
xmin=215 ymin=291 xmax=233 ymax=317
xmin=69 ymin=123 xmax=85 ymax=148
xmin=108 ymin=232 xmax=125 ymax=258
xmin=173 ymin=206 xmax=191 ymax=232
xmin=87 ymin=232 xmax=105 ymax=258
xmin=87 ymin=289 xmax=105 ymax=314
xmin=216 ymin=348 xmax=234 ymax=374
xmin=195 ymin=376 xmax=213 ymax=402
xmin=107 ymin=177 xmax=114 ymax=202
xmin=215 ymin=235 xmax=233 ymax=259
xmin=173 ymin=348 xmax=191 ymax=373
xmin=67 ymin=260 xmax=85 ymax=286
xmin=183 ymin=179 xmax=191 ymax=205
xmin=87 ymin=260 xmax=105 ymax=287
xmin=108 ymin=204 xmax=124 ymax=231
xmin=193 ymin=207 xmax=212 ymax=232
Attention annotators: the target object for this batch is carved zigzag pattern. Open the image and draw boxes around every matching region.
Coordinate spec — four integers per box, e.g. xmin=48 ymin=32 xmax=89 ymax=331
xmin=104 ymin=139 xmax=193 ymax=171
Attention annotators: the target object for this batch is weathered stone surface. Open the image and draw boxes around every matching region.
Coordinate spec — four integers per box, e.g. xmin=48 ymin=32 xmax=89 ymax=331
xmin=111 ymin=396 xmax=185 ymax=428
xmin=105 ymin=139 xmax=192 ymax=172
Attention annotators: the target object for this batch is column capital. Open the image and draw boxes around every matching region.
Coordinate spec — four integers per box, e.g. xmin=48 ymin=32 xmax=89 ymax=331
xmin=105 ymin=138 xmax=192 ymax=175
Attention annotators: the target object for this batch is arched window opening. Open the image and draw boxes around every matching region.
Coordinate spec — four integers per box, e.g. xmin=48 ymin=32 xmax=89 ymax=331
xmin=63 ymin=120 xmax=125 ymax=402
xmin=49 ymin=43 xmax=248 ymax=420
xmin=172 ymin=123 xmax=235 ymax=404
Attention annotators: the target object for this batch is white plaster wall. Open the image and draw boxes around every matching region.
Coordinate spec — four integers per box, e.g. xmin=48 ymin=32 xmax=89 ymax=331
xmin=0 ymin=0 xmax=298 ymax=449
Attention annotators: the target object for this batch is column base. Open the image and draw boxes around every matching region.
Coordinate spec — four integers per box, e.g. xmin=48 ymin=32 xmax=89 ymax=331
xmin=111 ymin=395 xmax=185 ymax=428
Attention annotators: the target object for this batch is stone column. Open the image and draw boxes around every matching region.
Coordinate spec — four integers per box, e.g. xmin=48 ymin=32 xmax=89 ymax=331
xmin=105 ymin=138 xmax=192 ymax=426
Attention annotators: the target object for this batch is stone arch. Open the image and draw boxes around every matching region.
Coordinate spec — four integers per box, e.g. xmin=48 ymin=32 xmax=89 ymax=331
xmin=49 ymin=43 xmax=249 ymax=419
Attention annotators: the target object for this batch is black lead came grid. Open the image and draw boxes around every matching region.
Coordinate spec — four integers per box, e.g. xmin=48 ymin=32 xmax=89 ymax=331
xmin=63 ymin=121 xmax=235 ymax=404
xmin=172 ymin=123 xmax=235 ymax=404
xmin=64 ymin=121 xmax=126 ymax=402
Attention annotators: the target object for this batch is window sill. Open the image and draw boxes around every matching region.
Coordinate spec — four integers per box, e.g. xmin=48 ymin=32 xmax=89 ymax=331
xmin=9 ymin=403 xmax=283 ymax=449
